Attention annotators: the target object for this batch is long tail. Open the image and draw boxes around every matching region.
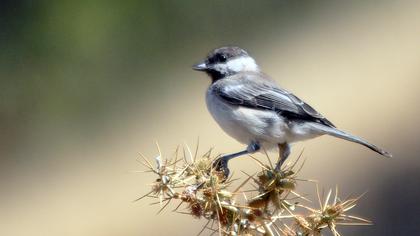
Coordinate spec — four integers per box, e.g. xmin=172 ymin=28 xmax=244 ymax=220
xmin=310 ymin=123 xmax=392 ymax=158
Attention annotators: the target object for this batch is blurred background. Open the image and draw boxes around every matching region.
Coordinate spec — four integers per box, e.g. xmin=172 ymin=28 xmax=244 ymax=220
xmin=1 ymin=1 xmax=419 ymax=235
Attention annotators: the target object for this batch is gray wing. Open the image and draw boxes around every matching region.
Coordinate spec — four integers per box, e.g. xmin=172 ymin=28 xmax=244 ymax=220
xmin=212 ymin=73 xmax=335 ymax=128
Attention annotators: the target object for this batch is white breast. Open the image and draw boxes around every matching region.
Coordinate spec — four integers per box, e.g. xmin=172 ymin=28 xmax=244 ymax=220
xmin=206 ymin=88 xmax=290 ymax=149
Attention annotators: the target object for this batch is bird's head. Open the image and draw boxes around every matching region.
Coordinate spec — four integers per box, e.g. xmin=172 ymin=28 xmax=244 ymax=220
xmin=193 ymin=46 xmax=259 ymax=81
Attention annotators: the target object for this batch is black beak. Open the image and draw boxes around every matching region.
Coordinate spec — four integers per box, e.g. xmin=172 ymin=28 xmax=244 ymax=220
xmin=192 ymin=62 xmax=207 ymax=71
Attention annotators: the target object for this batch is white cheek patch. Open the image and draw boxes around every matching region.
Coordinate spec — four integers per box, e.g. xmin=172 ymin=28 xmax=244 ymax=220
xmin=226 ymin=56 xmax=259 ymax=72
xmin=213 ymin=64 xmax=229 ymax=74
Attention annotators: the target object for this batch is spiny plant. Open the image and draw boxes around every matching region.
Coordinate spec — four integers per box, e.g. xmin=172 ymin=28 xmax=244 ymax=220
xmin=136 ymin=143 xmax=371 ymax=236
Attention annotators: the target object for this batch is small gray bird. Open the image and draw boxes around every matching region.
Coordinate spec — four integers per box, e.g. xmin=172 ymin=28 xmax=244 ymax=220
xmin=193 ymin=46 xmax=391 ymax=176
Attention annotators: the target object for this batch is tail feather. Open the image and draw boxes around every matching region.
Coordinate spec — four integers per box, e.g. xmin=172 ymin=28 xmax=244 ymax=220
xmin=310 ymin=123 xmax=392 ymax=158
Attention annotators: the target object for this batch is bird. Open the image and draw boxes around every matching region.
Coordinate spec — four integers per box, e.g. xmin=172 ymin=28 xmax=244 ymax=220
xmin=193 ymin=46 xmax=391 ymax=177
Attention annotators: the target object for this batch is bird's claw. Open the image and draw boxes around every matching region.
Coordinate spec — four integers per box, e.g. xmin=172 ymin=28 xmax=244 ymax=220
xmin=212 ymin=157 xmax=230 ymax=180
xmin=274 ymin=160 xmax=283 ymax=172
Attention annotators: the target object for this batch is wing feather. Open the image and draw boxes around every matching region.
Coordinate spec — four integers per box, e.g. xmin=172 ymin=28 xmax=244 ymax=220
xmin=212 ymin=73 xmax=335 ymax=128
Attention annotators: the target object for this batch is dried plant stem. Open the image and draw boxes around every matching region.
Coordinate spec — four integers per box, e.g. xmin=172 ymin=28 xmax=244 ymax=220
xmin=137 ymin=143 xmax=371 ymax=236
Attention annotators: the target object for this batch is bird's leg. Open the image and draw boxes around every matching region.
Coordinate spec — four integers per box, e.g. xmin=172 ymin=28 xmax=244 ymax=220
xmin=275 ymin=143 xmax=290 ymax=172
xmin=213 ymin=141 xmax=260 ymax=178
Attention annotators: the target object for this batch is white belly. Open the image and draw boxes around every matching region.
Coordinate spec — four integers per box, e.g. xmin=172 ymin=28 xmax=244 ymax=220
xmin=206 ymin=89 xmax=322 ymax=149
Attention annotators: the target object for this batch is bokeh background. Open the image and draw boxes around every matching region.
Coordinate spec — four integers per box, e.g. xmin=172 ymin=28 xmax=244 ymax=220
xmin=1 ymin=1 xmax=419 ymax=235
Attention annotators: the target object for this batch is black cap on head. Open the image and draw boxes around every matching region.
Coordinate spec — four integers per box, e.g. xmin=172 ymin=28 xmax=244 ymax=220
xmin=206 ymin=46 xmax=249 ymax=64
xmin=193 ymin=46 xmax=249 ymax=71
xmin=193 ymin=46 xmax=252 ymax=81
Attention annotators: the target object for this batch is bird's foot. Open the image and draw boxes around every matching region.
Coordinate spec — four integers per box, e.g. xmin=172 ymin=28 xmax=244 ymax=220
xmin=212 ymin=157 xmax=230 ymax=180
xmin=274 ymin=159 xmax=284 ymax=172
xmin=275 ymin=143 xmax=290 ymax=172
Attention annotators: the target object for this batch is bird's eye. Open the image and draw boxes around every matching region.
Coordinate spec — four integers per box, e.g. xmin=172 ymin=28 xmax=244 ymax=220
xmin=219 ymin=54 xmax=227 ymax=62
